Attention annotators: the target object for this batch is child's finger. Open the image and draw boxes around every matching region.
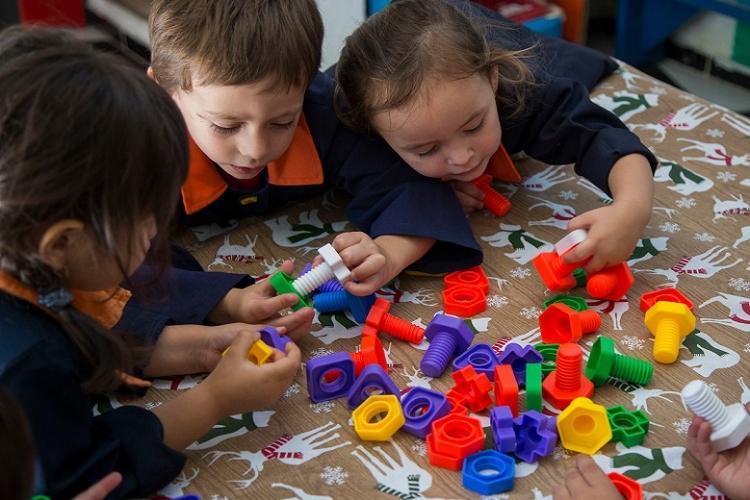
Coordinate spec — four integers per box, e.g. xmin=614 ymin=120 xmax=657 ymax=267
xmin=561 ymin=238 xmax=595 ymax=265
xmin=248 ymin=293 xmax=300 ymax=318
xmin=576 ymin=455 xmax=609 ymax=488
xmin=72 ymin=471 xmax=123 ymax=500
xmin=264 ymin=342 xmax=302 ymax=376
xmin=269 ymin=308 xmax=314 ymax=342
xmin=567 ymin=211 xmax=595 ymax=232
xmin=564 ymin=466 xmax=589 ymax=494
xmin=455 ymin=191 xmax=484 ymax=212
xmin=344 ymin=277 xmax=380 ymax=296
xmin=552 ymin=484 xmax=572 ymax=500
xmin=332 ymin=231 xmax=365 ymax=252
xmin=454 ymin=181 xmax=485 ymax=199
xmin=226 ymin=329 xmax=261 ymax=359
xmin=350 ymin=254 xmax=387 ymax=283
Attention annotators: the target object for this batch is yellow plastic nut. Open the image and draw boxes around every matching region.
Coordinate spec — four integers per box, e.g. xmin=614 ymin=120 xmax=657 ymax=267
xmin=352 ymin=394 xmax=405 ymax=441
xmin=557 ymin=397 xmax=612 ymax=455
xmin=247 ymin=340 xmax=274 ymax=365
xmin=644 ymin=301 xmax=696 ymax=364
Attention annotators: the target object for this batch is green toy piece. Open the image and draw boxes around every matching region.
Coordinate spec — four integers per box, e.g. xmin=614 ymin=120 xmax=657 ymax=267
xmin=585 ymin=336 xmax=653 ymax=386
xmin=269 ymin=271 xmax=312 ymax=311
xmin=533 ymin=343 xmax=559 ymax=376
xmin=541 ymin=294 xmax=588 ymax=312
xmin=607 ymin=405 xmax=650 ymax=447
xmin=573 ymin=268 xmax=587 ymax=288
xmin=525 ymin=363 xmax=543 ymax=412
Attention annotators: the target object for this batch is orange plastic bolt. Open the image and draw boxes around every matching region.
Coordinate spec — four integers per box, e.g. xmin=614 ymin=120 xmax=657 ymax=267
xmin=586 ymin=262 xmax=634 ymax=300
xmin=471 ymin=174 xmax=511 ymax=216
xmin=539 ymin=303 xmax=601 ymax=343
xmin=365 ymin=298 xmax=425 ymax=344
xmin=542 ymin=343 xmax=594 ymax=410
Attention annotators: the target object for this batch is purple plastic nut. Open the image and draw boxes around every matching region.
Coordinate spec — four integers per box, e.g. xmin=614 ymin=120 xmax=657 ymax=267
xmin=305 ymin=352 xmax=356 ymax=403
xmin=259 ymin=326 xmax=291 ymax=352
xmin=346 ymin=364 xmax=400 ymax=409
xmin=401 ymin=387 xmax=451 ymax=438
xmin=513 ymin=411 xmax=558 ymax=463
xmin=497 ymin=343 xmax=544 ymax=387
xmin=420 ymin=314 xmax=474 ymax=378
xmin=452 ymin=343 xmax=501 ymax=380
xmin=490 ymin=406 xmax=516 ymax=453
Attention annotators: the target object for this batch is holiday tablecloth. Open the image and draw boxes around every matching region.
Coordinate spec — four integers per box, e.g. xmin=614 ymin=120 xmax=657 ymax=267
xmin=121 ymin=63 xmax=750 ymax=499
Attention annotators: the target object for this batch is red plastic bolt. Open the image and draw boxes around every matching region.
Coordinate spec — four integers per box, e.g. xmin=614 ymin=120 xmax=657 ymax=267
xmin=542 ymin=343 xmax=594 ymax=410
xmin=471 ymin=174 xmax=511 ymax=216
xmin=539 ymin=303 xmax=601 ymax=343
xmin=586 ymin=262 xmax=634 ymax=300
xmin=349 ymin=334 xmax=387 ymax=376
xmin=639 ymin=287 xmax=694 ymax=312
xmin=365 ymin=298 xmax=425 ymax=344
xmin=533 ymin=251 xmax=590 ymax=292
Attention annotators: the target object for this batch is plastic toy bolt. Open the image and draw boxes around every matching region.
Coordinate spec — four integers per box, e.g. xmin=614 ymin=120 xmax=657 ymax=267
xmin=542 ymin=294 xmax=588 ymax=312
xmin=420 ymin=314 xmax=474 ymax=378
xmin=586 ymin=262 xmax=634 ymax=301
xmin=314 ymin=290 xmax=376 ymax=323
xmin=533 ymin=250 xmax=590 ymax=292
xmin=539 ymin=303 xmax=601 ymax=344
xmin=644 ymin=301 xmax=696 ymax=364
xmin=542 ymin=343 xmax=594 ymax=410
xmin=682 ymin=380 xmax=750 ymax=452
xmin=585 ymin=336 xmax=653 ymax=386
xmin=349 ymin=333 xmax=387 ymax=376
xmin=471 ymin=174 xmax=511 ymax=216
xmin=365 ymin=298 xmax=425 ymax=344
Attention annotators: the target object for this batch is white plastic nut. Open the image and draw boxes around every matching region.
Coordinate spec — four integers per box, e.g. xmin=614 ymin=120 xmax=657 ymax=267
xmin=292 ymin=244 xmax=351 ymax=297
xmin=554 ymin=229 xmax=588 ymax=256
xmin=682 ymin=380 xmax=750 ymax=452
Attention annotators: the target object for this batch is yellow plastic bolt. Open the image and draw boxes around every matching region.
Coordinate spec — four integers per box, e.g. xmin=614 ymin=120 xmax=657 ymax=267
xmin=644 ymin=301 xmax=696 ymax=364
xmin=352 ymin=394 xmax=405 ymax=441
xmin=222 ymin=340 xmax=274 ymax=365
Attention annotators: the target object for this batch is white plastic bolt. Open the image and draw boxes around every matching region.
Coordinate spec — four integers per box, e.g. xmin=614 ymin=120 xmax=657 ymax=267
xmin=682 ymin=380 xmax=750 ymax=452
xmin=554 ymin=229 xmax=588 ymax=256
xmin=292 ymin=243 xmax=351 ymax=296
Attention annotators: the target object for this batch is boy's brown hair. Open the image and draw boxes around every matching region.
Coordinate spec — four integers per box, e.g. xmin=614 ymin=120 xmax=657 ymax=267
xmin=149 ymin=0 xmax=324 ymax=92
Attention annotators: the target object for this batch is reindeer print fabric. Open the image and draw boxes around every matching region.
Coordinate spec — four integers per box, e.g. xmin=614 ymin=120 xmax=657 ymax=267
xmin=129 ymin=63 xmax=749 ymax=498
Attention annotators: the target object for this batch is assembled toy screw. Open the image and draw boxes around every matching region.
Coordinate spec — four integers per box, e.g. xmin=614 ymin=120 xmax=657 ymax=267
xmin=682 ymin=380 xmax=750 ymax=452
xmin=533 ymin=251 xmax=589 ymax=292
xmin=366 ymin=298 xmax=425 ymax=344
xmin=542 ymin=343 xmax=594 ymax=410
xmin=644 ymin=301 xmax=696 ymax=364
xmin=420 ymin=314 xmax=474 ymax=377
xmin=539 ymin=303 xmax=601 ymax=343
xmin=585 ymin=336 xmax=653 ymax=386
xmin=586 ymin=262 xmax=634 ymax=301
xmin=471 ymin=174 xmax=511 ymax=216
xmin=314 ymin=291 xmax=376 ymax=323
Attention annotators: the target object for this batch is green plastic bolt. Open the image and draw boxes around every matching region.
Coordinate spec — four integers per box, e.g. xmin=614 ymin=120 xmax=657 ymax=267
xmin=541 ymin=294 xmax=588 ymax=312
xmin=585 ymin=336 xmax=653 ymax=386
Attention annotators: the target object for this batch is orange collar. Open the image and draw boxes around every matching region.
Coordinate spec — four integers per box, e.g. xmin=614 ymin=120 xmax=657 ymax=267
xmin=485 ymin=143 xmax=522 ymax=183
xmin=181 ymin=114 xmax=324 ymax=215
xmin=0 ymin=270 xmax=131 ymax=329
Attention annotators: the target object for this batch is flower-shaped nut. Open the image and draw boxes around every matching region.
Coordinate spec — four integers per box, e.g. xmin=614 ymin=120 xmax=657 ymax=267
xmin=557 ymin=397 xmax=612 ymax=454
xmin=427 ymin=413 xmax=485 ymax=470
xmin=352 ymin=394 xmax=404 ymax=441
xmin=444 ymin=266 xmax=489 ymax=295
xmin=462 ymin=450 xmax=515 ymax=495
xmin=607 ymin=405 xmax=649 ymax=447
xmin=442 ymin=285 xmax=487 ymax=318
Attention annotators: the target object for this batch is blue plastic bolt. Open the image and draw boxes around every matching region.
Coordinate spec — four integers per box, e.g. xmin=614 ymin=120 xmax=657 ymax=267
xmin=313 ymin=291 xmax=376 ymax=323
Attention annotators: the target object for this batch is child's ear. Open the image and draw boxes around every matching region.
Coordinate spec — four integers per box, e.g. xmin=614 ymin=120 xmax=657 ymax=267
xmin=490 ymin=65 xmax=500 ymax=93
xmin=146 ymin=66 xmax=156 ymax=81
xmin=37 ymin=220 xmax=86 ymax=273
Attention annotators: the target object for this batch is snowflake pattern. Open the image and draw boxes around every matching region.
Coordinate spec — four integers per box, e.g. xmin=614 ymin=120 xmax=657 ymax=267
xmin=309 ymin=347 xmax=335 ymax=359
xmin=620 ymin=336 xmax=646 ymax=351
xmin=694 ymin=232 xmax=716 ymax=242
xmin=510 ymin=267 xmax=532 ymax=279
xmin=520 ymin=307 xmax=541 ymax=320
xmin=284 ymin=383 xmax=301 ymax=398
xmin=553 ymin=446 xmax=571 ymax=461
xmin=144 ymin=401 xmax=162 ymax=410
xmin=717 ymin=171 xmax=737 ymax=183
xmin=729 ymin=278 xmax=750 ymax=292
xmin=558 ymin=190 xmax=578 ymax=200
xmin=673 ymin=418 xmax=691 ymax=436
xmin=659 ymin=222 xmax=681 ymax=233
xmin=744 ymin=343 xmax=750 ymax=354
xmin=411 ymin=441 xmax=428 ymax=457
xmin=320 ymin=465 xmax=348 ymax=486
xmin=705 ymin=128 xmax=725 ymax=138
xmin=310 ymin=401 xmax=335 ymax=414
xmin=708 ymin=382 xmax=720 ymax=393
xmin=676 ymin=197 xmax=696 ymax=209
xmin=488 ymin=295 xmax=510 ymax=308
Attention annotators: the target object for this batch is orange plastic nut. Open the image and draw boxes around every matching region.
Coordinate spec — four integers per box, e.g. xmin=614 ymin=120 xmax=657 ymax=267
xmin=607 ymin=472 xmax=642 ymax=500
xmin=494 ymin=364 xmax=519 ymax=416
xmin=539 ymin=303 xmax=601 ymax=344
xmin=349 ymin=334 xmax=387 ymax=376
xmin=586 ymin=262 xmax=634 ymax=301
xmin=639 ymin=287 xmax=694 ymax=312
xmin=542 ymin=343 xmax=594 ymax=410
xmin=533 ymin=251 xmax=588 ymax=292
xmin=444 ymin=266 xmax=490 ymax=295
xmin=427 ymin=413 xmax=485 ymax=470
xmin=442 ymin=285 xmax=487 ymax=318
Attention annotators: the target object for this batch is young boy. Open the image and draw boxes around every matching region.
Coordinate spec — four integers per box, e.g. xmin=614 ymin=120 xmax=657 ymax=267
xmin=147 ymin=0 xmax=484 ymax=295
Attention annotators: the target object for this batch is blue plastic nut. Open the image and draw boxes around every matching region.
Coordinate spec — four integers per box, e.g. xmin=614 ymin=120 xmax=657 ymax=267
xmin=490 ymin=405 xmax=516 ymax=453
xmin=305 ymin=352 xmax=355 ymax=403
xmin=346 ymin=364 xmax=400 ymax=409
xmin=452 ymin=342 xmax=501 ymax=380
xmin=462 ymin=450 xmax=515 ymax=495
xmin=259 ymin=326 xmax=291 ymax=352
xmin=401 ymin=387 xmax=451 ymax=438
xmin=314 ymin=290 xmax=376 ymax=323
xmin=513 ymin=411 xmax=558 ymax=463
xmin=497 ymin=343 xmax=544 ymax=387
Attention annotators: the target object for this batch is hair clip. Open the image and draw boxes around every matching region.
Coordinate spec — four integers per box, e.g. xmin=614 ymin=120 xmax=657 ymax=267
xmin=38 ymin=287 xmax=74 ymax=310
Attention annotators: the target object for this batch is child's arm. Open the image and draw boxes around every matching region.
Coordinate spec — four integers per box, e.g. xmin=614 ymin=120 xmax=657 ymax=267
xmin=553 ymin=455 xmax=623 ymax=500
xmin=563 ymin=153 xmax=654 ymax=272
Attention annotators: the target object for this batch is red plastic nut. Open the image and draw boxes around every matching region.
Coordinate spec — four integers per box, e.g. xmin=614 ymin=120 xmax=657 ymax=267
xmin=471 ymin=174 xmax=511 ymax=217
xmin=539 ymin=303 xmax=601 ymax=343
xmin=607 ymin=472 xmax=642 ymax=500
xmin=533 ymin=251 xmax=589 ymax=292
xmin=586 ymin=262 xmax=634 ymax=300
xmin=365 ymin=298 xmax=425 ymax=344
xmin=349 ymin=334 xmax=387 ymax=376
xmin=444 ymin=266 xmax=489 ymax=295
xmin=494 ymin=364 xmax=519 ymax=416
xmin=442 ymin=285 xmax=487 ymax=318
xmin=426 ymin=413 xmax=485 ymax=470
xmin=639 ymin=287 xmax=694 ymax=312
xmin=446 ymin=391 xmax=469 ymax=414
xmin=542 ymin=343 xmax=594 ymax=410
xmin=449 ymin=365 xmax=493 ymax=412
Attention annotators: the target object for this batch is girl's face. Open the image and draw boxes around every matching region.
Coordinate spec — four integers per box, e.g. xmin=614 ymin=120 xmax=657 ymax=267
xmin=371 ymin=71 xmax=502 ymax=182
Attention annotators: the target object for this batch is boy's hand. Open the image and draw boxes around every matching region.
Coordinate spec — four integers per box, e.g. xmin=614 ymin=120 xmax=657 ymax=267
xmin=330 ymin=231 xmax=391 ymax=296
xmin=449 ymin=180 xmax=485 ymax=213
xmin=553 ymin=455 xmax=623 ymax=500
xmin=562 ymin=201 xmax=649 ymax=273
xmin=687 ymin=405 xmax=750 ymax=500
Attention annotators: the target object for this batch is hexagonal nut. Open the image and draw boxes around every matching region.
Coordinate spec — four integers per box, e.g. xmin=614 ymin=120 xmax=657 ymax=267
xmin=318 ymin=243 xmax=351 ymax=283
xmin=639 ymin=287 xmax=694 ymax=312
xmin=430 ymin=413 xmax=485 ymax=459
xmin=644 ymin=301 xmax=696 ymax=336
xmin=444 ymin=266 xmax=489 ymax=295
xmin=542 ymin=294 xmax=588 ymax=312
xmin=539 ymin=303 xmax=578 ymax=344
xmin=462 ymin=450 xmax=515 ymax=495
xmin=557 ymin=397 xmax=612 ymax=454
xmin=442 ymin=285 xmax=487 ymax=318
xmin=607 ymin=405 xmax=649 ymax=447
xmin=352 ymin=394 xmax=405 ymax=441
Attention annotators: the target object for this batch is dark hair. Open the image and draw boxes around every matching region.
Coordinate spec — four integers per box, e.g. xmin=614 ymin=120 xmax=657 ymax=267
xmin=149 ymin=0 xmax=323 ymax=92
xmin=0 ymin=25 xmax=74 ymax=64
xmin=336 ymin=0 xmax=535 ymax=133
xmin=0 ymin=39 xmax=189 ymax=393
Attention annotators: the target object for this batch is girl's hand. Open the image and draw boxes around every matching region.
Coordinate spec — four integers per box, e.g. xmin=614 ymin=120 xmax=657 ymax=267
xmin=553 ymin=455 xmax=623 ymax=500
xmin=449 ymin=180 xmax=485 ymax=213
xmin=72 ymin=472 xmax=123 ymax=500
xmin=329 ymin=231 xmax=390 ymax=296
xmin=687 ymin=405 xmax=750 ymax=500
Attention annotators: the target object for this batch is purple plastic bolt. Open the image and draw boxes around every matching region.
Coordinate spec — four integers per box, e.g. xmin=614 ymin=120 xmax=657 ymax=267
xmin=512 ymin=411 xmax=558 ymax=463
xmin=453 ymin=343 xmax=501 ymax=380
xmin=490 ymin=406 xmax=516 ymax=453
xmin=259 ymin=326 xmax=291 ymax=352
xmin=320 ymin=278 xmax=345 ymax=293
xmin=497 ymin=343 xmax=544 ymax=387
xmin=305 ymin=352 xmax=355 ymax=403
xmin=420 ymin=314 xmax=474 ymax=378
xmin=400 ymin=387 xmax=451 ymax=438
xmin=346 ymin=364 xmax=400 ymax=409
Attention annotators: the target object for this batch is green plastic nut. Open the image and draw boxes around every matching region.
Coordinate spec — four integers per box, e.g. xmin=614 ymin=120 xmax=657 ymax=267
xmin=585 ymin=336 xmax=653 ymax=387
xmin=573 ymin=268 xmax=587 ymax=288
xmin=607 ymin=405 xmax=650 ymax=447
xmin=542 ymin=294 xmax=588 ymax=312
xmin=269 ymin=271 xmax=312 ymax=311
xmin=533 ymin=343 xmax=559 ymax=376
xmin=525 ymin=363 xmax=542 ymax=412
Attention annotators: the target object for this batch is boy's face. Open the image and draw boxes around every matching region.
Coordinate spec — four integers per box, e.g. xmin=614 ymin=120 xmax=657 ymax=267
xmin=371 ymin=72 xmax=501 ymax=182
xmin=172 ymin=77 xmax=306 ymax=180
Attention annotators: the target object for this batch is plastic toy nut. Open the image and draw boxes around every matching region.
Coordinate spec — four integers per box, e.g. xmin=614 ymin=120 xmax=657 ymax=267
xmin=305 ymin=352 xmax=356 ymax=403
xmin=682 ymin=380 xmax=750 ymax=452
xmin=247 ymin=340 xmax=273 ymax=365
xmin=259 ymin=326 xmax=291 ymax=352
xmin=539 ymin=303 xmax=601 ymax=344
xmin=426 ymin=413 xmax=485 ymax=470
xmin=496 ymin=343 xmax=543 ymax=386
xmin=349 ymin=334 xmax=388 ymax=376
xmin=490 ymin=405 xmax=516 ymax=452
xmin=607 ymin=472 xmax=642 ymax=500
xmin=512 ymin=410 xmax=557 ymax=462
xmin=442 ymin=285 xmax=487 ymax=318
xmin=462 ymin=450 xmax=515 ymax=495
xmin=346 ymin=364 xmax=400 ymax=409
xmin=452 ymin=343 xmax=500 ymax=380
xmin=449 ymin=365 xmax=493 ymax=412
xmin=352 ymin=394 xmax=405 ymax=441
xmin=639 ymin=287 xmax=694 ymax=312
xmin=607 ymin=405 xmax=650 ymax=447
xmin=401 ymin=387 xmax=450 ymax=438
xmin=586 ymin=262 xmax=634 ymax=301
xmin=557 ymin=397 xmax=612 ymax=454
xmin=644 ymin=301 xmax=696 ymax=364
xmin=269 ymin=271 xmax=313 ymax=311
xmin=494 ymin=364 xmax=519 ymax=416
xmin=542 ymin=294 xmax=588 ymax=312
xmin=366 ymin=298 xmax=425 ymax=344
xmin=444 ymin=266 xmax=489 ymax=295
xmin=525 ymin=363 xmax=543 ymax=412
xmin=533 ymin=343 xmax=559 ymax=377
